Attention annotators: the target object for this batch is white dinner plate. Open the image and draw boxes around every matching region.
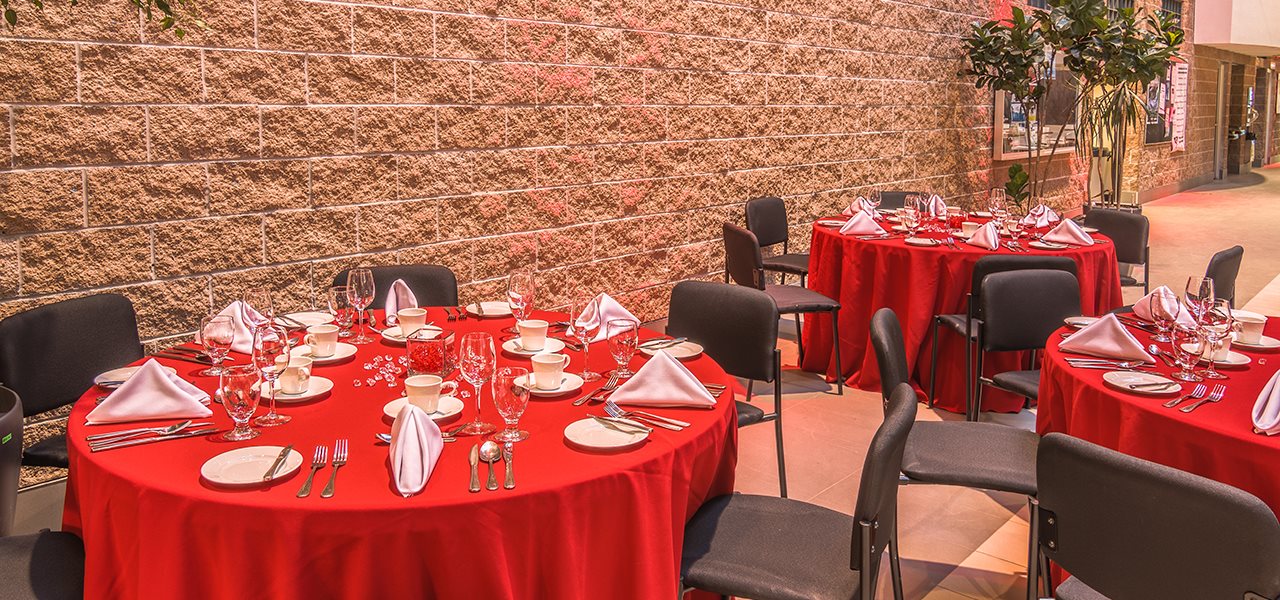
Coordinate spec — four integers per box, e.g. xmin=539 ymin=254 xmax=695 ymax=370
xmin=382 ymin=395 xmax=465 ymax=421
xmin=1101 ymin=371 xmax=1182 ymax=396
xmin=277 ymin=311 xmax=334 ymax=328
xmin=1029 ymin=241 xmax=1069 ymax=250
xmin=465 ymin=302 xmax=513 ymax=318
xmin=272 ymin=376 xmax=334 ymax=403
xmin=501 ymin=337 xmax=566 ymax=356
xmin=890 ymin=225 xmax=909 ymax=232
xmin=201 ymin=446 xmax=305 ymax=487
xmin=1232 ymin=333 xmax=1280 ymax=350
xmin=515 ymin=373 xmax=585 ymax=397
xmin=1064 ymin=316 xmax=1100 ymax=329
xmin=564 ymin=417 xmax=649 ymax=452
xmin=379 ymin=325 xmax=443 ymax=345
xmin=640 ymin=341 xmax=705 ymax=360
xmin=94 ymin=365 xmax=178 ymax=387
xmin=1082 ymin=226 xmax=1099 ymax=233
xmin=1180 ymin=343 xmax=1253 ymax=367
xmin=817 ymin=219 xmax=846 ymax=227
xmin=904 ymin=237 xmax=939 ymax=247
xmin=290 ymin=342 xmax=358 ymax=365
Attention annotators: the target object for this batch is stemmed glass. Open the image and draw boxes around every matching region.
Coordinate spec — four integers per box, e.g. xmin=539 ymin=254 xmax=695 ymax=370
xmin=505 ymin=271 xmax=536 ymax=334
xmin=1199 ymin=299 xmax=1237 ymax=380
xmin=988 ymin=188 xmax=1007 ymax=215
xmin=242 ymin=287 xmax=274 ymax=329
xmin=491 ymin=367 xmax=530 ymax=443
xmin=252 ymin=323 xmax=292 ymax=427
xmin=1149 ymin=287 xmax=1179 ymax=343
xmin=866 ymin=191 xmax=882 ymax=217
xmin=328 ymin=285 xmax=355 ymax=338
xmin=456 ymin=332 xmax=497 ymax=435
xmin=900 ymin=200 xmax=921 ymax=237
xmin=1184 ymin=276 xmax=1215 ymax=323
xmin=568 ymin=294 xmax=602 ymax=382
xmin=199 ymin=315 xmax=234 ymax=377
xmin=1169 ymin=323 xmax=1205 ymax=382
xmin=346 ymin=268 xmax=376 ymax=344
xmin=607 ymin=319 xmax=639 ymax=379
xmin=218 ymin=365 xmax=261 ymax=441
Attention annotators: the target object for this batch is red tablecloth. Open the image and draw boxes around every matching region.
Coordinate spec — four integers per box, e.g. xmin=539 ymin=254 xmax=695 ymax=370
xmin=1039 ymin=318 xmax=1280 ymax=514
xmin=801 ymin=219 xmax=1125 ymax=413
xmin=63 ymin=309 xmax=738 ymax=599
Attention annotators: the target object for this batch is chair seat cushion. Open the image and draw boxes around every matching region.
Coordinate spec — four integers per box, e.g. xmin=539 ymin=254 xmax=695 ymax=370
xmin=681 ymin=494 xmax=863 ymax=600
xmin=735 ymin=401 xmax=766 ymax=427
xmin=901 ymin=422 xmax=1039 ymax=496
xmin=22 ymin=434 xmax=68 ymax=469
xmin=0 ymin=531 xmax=85 ymax=600
xmin=1119 ymin=275 xmax=1139 ymax=286
xmin=1055 ymin=576 xmax=1108 ymax=600
xmin=990 ymin=369 xmax=1040 ymax=400
xmin=936 ymin=314 xmax=979 ymax=339
xmin=764 ymin=285 xmax=840 ymax=314
xmin=762 ymin=253 xmax=811 ymax=276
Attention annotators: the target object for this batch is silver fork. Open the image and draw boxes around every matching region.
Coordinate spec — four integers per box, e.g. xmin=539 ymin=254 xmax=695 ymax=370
xmin=604 ymin=400 xmax=684 ymax=431
xmin=1180 ymin=384 xmax=1226 ymax=413
xmin=1163 ymin=383 xmax=1206 ymax=408
xmin=445 ymin=307 xmax=456 ymax=321
xmin=296 ymin=446 xmax=328 ymax=497
xmin=574 ymin=371 xmax=620 ymax=406
xmin=320 ymin=439 xmax=348 ymax=498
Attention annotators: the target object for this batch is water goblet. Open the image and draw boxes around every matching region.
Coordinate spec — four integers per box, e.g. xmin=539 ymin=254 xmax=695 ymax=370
xmin=1200 ymin=299 xmax=1237 ymax=380
xmin=1149 ymin=287 xmax=1178 ymax=343
xmin=242 ymin=287 xmax=274 ymax=329
xmin=606 ymin=319 xmax=639 ymax=379
xmin=1184 ymin=276 xmax=1215 ymax=323
xmin=252 ymin=323 xmax=292 ymax=427
xmin=456 ymin=332 xmax=497 ymax=435
xmin=346 ymin=268 xmax=376 ymax=344
xmin=1169 ymin=323 xmax=1205 ymax=382
xmin=491 ymin=367 xmax=531 ymax=443
xmin=988 ymin=188 xmax=1007 ymax=214
xmin=219 ymin=365 xmax=261 ymax=441
xmin=568 ymin=294 xmax=602 ymax=382
xmin=199 ymin=314 xmax=235 ymax=377
xmin=328 ymin=285 xmax=355 ymax=338
xmin=504 ymin=271 xmax=536 ymax=334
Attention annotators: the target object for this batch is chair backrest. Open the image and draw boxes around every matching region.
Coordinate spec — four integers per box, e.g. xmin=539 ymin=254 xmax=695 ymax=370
xmin=877 ymin=191 xmax=923 ymax=211
xmin=869 ymin=308 xmax=909 ymax=410
xmin=969 ymin=256 xmax=1078 ymax=320
xmin=1205 ymin=245 xmax=1244 ymax=306
xmin=667 ymin=281 xmax=779 ymax=383
xmin=1083 ymin=208 xmax=1149 ymax=265
xmin=0 ymin=294 xmax=143 ymax=416
xmin=331 ymin=265 xmax=459 ymax=308
xmin=0 ymin=386 xmax=19 ymax=537
xmin=744 ymin=196 xmax=789 ymax=249
xmin=979 ymin=270 xmax=1081 ymax=352
xmin=722 ymin=223 xmax=765 ymax=291
xmin=850 ymin=383 xmax=917 ymax=573
xmin=1037 ymin=433 xmax=1280 ymax=599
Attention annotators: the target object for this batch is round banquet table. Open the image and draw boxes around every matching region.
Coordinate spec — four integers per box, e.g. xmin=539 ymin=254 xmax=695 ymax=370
xmin=1039 ymin=317 xmax=1280 ymax=515
xmin=62 ymin=309 xmax=738 ymax=600
xmin=800 ymin=216 xmax=1125 ymax=414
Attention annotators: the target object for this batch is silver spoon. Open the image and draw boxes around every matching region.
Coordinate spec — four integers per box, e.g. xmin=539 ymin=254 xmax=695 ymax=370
xmin=480 ymin=440 xmax=501 ymax=491
xmin=375 ymin=432 xmax=456 ymax=444
xmin=1147 ymin=344 xmax=1177 ymax=367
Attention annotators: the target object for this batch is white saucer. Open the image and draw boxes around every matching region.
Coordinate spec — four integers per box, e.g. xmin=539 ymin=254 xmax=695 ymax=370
xmin=1101 ymin=371 xmax=1181 ymax=396
xmin=291 ymin=342 xmax=358 ymax=365
xmin=278 ymin=311 xmax=334 ymax=327
xmin=1064 ymin=316 xmax=1100 ymax=329
xmin=382 ymin=395 xmax=465 ymax=421
xmin=640 ymin=341 xmax=705 ymax=360
xmin=891 ymin=225 xmax=909 ymax=232
xmin=272 ymin=376 xmax=334 ymax=403
xmin=466 ymin=302 xmax=513 ymax=318
xmin=380 ymin=325 xmax=443 ymax=345
xmin=1082 ymin=226 xmax=1099 ymax=233
xmin=1029 ymin=240 xmax=1069 ymax=250
xmin=201 ymin=446 xmax=305 ymax=487
xmin=904 ymin=237 xmax=939 ymax=247
xmin=95 ymin=365 xmax=178 ymax=387
xmin=1180 ymin=344 xmax=1253 ymax=367
xmin=817 ymin=219 xmax=846 ymax=227
xmin=884 ymin=216 xmax=901 ymax=223
xmin=515 ymin=373 xmax=585 ymax=397
xmin=501 ymin=337 xmax=566 ymax=356
xmin=564 ymin=417 xmax=649 ymax=452
xmin=1232 ymin=333 xmax=1280 ymax=350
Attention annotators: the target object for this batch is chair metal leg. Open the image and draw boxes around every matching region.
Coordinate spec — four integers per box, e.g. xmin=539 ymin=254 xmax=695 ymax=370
xmin=745 ymin=380 xmax=754 ymax=402
xmin=1027 ymin=498 xmax=1040 ymax=600
xmin=971 ymin=348 xmax=985 ymax=422
xmin=889 ymin=524 xmax=905 ymax=600
xmin=794 ymin=312 xmax=805 ymax=363
xmin=928 ymin=317 xmax=940 ymax=408
xmin=774 ymin=363 xmax=787 ymax=498
xmin=964 ymin=328 xmax=974 ymax=418
xmin=830 ymin=308 xmax=844 ymax=395
xmin=858 ymin=520 xmax=876 ymax=600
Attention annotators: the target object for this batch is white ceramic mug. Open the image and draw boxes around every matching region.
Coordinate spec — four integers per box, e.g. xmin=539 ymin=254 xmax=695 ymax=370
xmin=275 ymin=356 xmax=313 ymax=395
xmin=397 ymin=308 xmax=428 ymax=337
xmin=517 ymin=319 xmax=549 ymax=351
xmin=1237 ymin=314 xmax=1267 ymax=344
xmin=404 ymin=375 xmax=458 ymax=413
xmin=1201 ymin=339 xmax=1233 ymax=361
xmin=530 ymin=353 xmax=571 ymax=390
xmin=304 ymin=324 xmax=340 ymax=357
xmin=961 ymin=221 xmax=981 ymax=236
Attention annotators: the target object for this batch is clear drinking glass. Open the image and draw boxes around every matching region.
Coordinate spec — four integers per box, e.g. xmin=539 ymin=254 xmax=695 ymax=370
xmin=1200 ymin=299 xmax=1237 ymax=380
xmin=988 ymin=188 xmax=1007 ymax=214
xmin=346 ymin=268 xmax=376 ymax=344
xmin=867 ymin=190 xmax=882 ymax=214
xmin=491 ymin=367 xmax=531 ymax=443
xmin=407 ymin=329 xmax=454 ymax=377
xmin=219 ymin=365 xmax=261 ymax=441
xmin=252 ymin=323 xmax=292 ymax=427
xmin=242 ymin=287 xmax=274 ymax=329
xmin=199 ymin=314 xmax=235 ymax=377
xmin=1184 ymin=276 xmax=1215 ymax=323
xmin=1170 ymin=323 xmax=1206 ymax=382
xmin=569 ymin=294 xmax=602 ymax=382
xmin=505 ymin=271 xmax=536 ymax=334
xmin=607 ymin=319 xmax=639 ymax=379
xmin=1150 ymin=287 xmax=1179 ymax=343
xmin=328 ymin=285 xmax=355 ymax=338
xmin=900 ymin=203 xmax=921 ymax=237
xmin=456 ymin=332 xmax=497 ymax=435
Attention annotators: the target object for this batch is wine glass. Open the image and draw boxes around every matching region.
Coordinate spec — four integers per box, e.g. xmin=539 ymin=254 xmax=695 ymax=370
xmin=328 ymin=285 xmax=355 ymax=338
xmin=218 ymin=365 xmax=261 ymax=441
xmin=899 ymin=203 xmax=921 ymax=237
xmin=505 ymin=271 xmax=536 ymax=334
xmin=866 ymin=190 xmax=882 ymax=217
xmin=456 ymin=332 xmax=497 ymax=435
xmin=199 ymin=314 xmax=235 ymax=377
xmin=1149 ymin=287 xmax=1178 ymax=343
xmin=1169 ymin=322 xmax=1205 ymax=382
xmin=346 ymin=268 xmax=376 ymax=344
xmin=1184 ymin=276 xmax=1215 ymax=323
xmin=606 ymin=319 xmax=639 ymax=379
xmin=1199 ymin=299 xmax=1237 ymax=380
xmin=242 ymin=287 xmax=274 ymax=329
xmin=568 ymin=294 xmax=602 ymax=382
xmin=491 ymin=367 xmax=530 ymax=443
xmin=252 ymin=323 xmax=292 ymax=427
xmin=988 ymin=188 xmax=1007 ymax=215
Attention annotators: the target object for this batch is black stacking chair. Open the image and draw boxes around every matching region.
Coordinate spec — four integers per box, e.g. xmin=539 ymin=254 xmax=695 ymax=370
xmin=1083 ymin=208 xmax=1150 ymax=294
xmin=745 ymin=196 xmax=810 ymax=287
xmin=0 ymin=386 xmax=85 ymax=599
xmin=1205 ymin=245 xmax=1244 ymax=307
xmin=876 ymin=191 xmax=924 ymax=211
xmin=679 ymin=383 xmax=918 ymax=600
xmin=331 ymin=265 xmax=459 ymax=307
xmin=1029 ymin=433 xmax=1280 ymax=600
xmin=723 ymin=223 xmax=843 ymax=395
xmin=668 ymin=281 xmax=789 ymax=496
xmin=928 ymin=256 xmax=1078 ymax=410
xmin=0 ymin=294 xmax=144 ymax=468
xmin=974 ymin=270 xmax=1081 ymax=420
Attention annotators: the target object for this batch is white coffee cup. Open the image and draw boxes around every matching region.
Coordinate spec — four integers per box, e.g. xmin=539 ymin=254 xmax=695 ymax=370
xmin=397 ymin=308 xmax=428 ymax=337
xmin=1237 ymin=313 xmax=1267 ymax=344
xmin=275 ymin=356 xmax=313 ymax=395
xmin=304 ymin=324 xmax=340 ymax=357
xmin=961 ymin=221 xmax=981 ymax=236
xmin=530 ymin=353 xmax=571 ymax=390
xmin=1201 ymin=338 xmax=1233 ymax=361
xmin=517 ymin=319 xmax=549 ymax=351
xmin=404 ymin=375 xmax=458 ymax=413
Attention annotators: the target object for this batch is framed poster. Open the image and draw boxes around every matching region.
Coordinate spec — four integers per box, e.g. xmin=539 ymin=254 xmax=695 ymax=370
xmin=1145 ymin=65 xmax=1173 ymax=144
xmin=1171 ymin=62 xmax=1188 ymax=152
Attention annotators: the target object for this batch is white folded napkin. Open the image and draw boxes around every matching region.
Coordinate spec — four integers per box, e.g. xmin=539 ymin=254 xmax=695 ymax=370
xmin=196 ymin=300 xmax=264 ymax=355
xmin=384 ymin=279 xmax=419 ymax=319
xmin=1042 ymin=219 xmax=1094 ymax=246
xmin=577 ymin=293 xmax=641 ymax=343
xmin=608 ymin=350 xmax=716 ymax=408
xmin=838 ymin=212 xmax=886 ymax=236
xmin=1253 ymin=371 xmax=1280 ymax=435
xmin=389 ymin=404 xmax=444 ymax=496
xmin=841 ymin=196 xmax=878 ymax=219
xmin=1020 ymin=204 xmax=1061 ymax=228
xmin=966 ymin=221 xmax=1000 ymax=250
xmin=1132 ymin=285 xmax=1196 ymax=327
xmin=1058 ymin=314 xmax=1155 ymax=362
xmin=926 ymin=194 xmax=948 ymax=219
xmin=86 ymin=359 xmax=213 ymax=425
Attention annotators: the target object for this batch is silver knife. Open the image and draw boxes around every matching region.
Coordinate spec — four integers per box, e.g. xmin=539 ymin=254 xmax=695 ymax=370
xmin=591 ymin=415 xmax=651 ymax=434
xmin=630 ymin=410 xmax=691 ymax=428
xmin=468 ymin=444 xmax=481 ymax=493
xmin=90 ymin=428 xmax=218 ymax=452
xmin=503 ymin=443 xmax=515 ymax=490
xmin=263 ymin=444 xmax=294 ymax=481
